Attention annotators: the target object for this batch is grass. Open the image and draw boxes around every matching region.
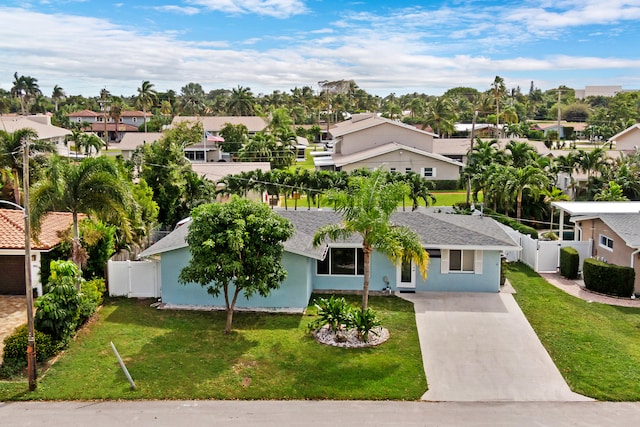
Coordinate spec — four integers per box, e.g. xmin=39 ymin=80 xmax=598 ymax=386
xmin=506 ymin=262 xmax=640 ymax=401
xmin=0 ymin=294 xmax=426 ymax=401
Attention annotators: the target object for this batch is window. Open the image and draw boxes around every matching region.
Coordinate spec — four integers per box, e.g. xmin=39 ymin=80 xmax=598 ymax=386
xmin=390 ymin=167 xmax=396 ymax=173
xmin=184 ymin=151 xmax=205 ymax=161
xmin=405 ymin=167 xmax=412 ymax=174
xmin=421 ymin=167 xmax=435 ymax=177
xmin=599 ymin=234 xmax=614 ymax=250
xmin=317 ymin=247 xmax=364 ymax=276
xmin=132 ymin=117 xmax=137 ymax=123
xmin=442 ymin=249 xmax=480 ymax=274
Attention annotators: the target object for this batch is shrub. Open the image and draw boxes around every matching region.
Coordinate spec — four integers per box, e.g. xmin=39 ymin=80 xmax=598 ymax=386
xmin=583 ymin=258 xmax=635 ymax=297
xmin=78 ymin=278 xmax=106 ymax=324
xmin=308 ymin=296 xmax=353 ymax=332
xmin=34 ymin=260 xmax=82 ymax=345
xmin=349 ymin=308 xmax=382 ymax=342
xmin=432 ymin=180 xmax=462 ymax=191
xmin=2 ymin=324 xmax=58 ymax=364
xmin=560 ymin=247 xmax=580 ymax=279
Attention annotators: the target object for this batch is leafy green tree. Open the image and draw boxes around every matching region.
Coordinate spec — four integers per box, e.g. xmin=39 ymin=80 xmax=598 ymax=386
xmin=219 ymin=122 xmax=249 ymax=155
xmin=179 ymin=82 xmax=206 ymax=115
xmin=594 ymin=181 xmax=628 ymax=201
xmin=313 ymin=168 xmax=429 ymax=310
xmin=179 ymin=198 xmax=294 ymax=333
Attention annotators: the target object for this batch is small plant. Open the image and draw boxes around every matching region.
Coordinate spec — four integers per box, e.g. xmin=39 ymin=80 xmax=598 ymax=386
xmin=308 ymin=295 xmax=353 ymax=332
xmin=349 ymin=308 xmax=382 ymax=342
xmin=78 ymin=278 xmax=106 ymax=325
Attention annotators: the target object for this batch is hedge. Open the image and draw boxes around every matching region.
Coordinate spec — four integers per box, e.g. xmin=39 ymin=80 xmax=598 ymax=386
xmin=583 ymin=258 xmax=635 ymax=297
xmin=2 ymin=324 xmax=58 ymax=364
xmin=432 ymin=180 xmax=463 ymax=191
xmin=559 ymin=247 xmax=580 ymax=279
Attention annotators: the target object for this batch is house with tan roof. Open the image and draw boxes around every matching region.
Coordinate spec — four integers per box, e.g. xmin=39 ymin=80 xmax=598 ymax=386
xmin=0 ymin=209 xmax=78 ymax=296
xmin=316 ymin=113 xmax=464 ymax=181
xmin=0 ymin=114 xmax=72 ymax=157
xmin=67 ymin=109 xmax=151 ymax=144
xmin=608 ymin=123 xmax=640 ymax=153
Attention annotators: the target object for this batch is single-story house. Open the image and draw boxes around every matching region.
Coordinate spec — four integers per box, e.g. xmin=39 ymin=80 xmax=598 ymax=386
xmin=609 ymin=123 xmax=640 ymax=152
xmin=191 ymin=162 xmax=271 ymax=202
xmin=0 ymin=114 xmax=72 ymax=157
xmin=116 ymin=132 xmax=163 ymax=160
xmin=570 ymin=213 xmax=640 ymax=295
xmin=138 ymin=209 xmax=520 ymax=311
xmin=0 ymin=209 xmax=77 ymax=296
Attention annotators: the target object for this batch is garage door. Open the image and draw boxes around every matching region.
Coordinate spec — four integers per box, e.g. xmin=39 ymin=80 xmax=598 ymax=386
xmin=0 ymin=255 xmax=26 ymax=295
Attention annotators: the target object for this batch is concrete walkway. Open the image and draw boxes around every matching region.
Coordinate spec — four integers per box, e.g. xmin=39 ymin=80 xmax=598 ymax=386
xmin=540 ymin=273 xmax=640 ymax=308
xmin=0 ymin=296 xmax=27 ymax=363
xmin=399 ymin=289 xmax=591 ymax=402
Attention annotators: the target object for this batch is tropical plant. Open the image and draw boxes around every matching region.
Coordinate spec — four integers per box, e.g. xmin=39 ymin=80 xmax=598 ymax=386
xmin=179 ymin=198 xmax=294 ymax=333
xmin=505 ymin=165 xmax=550 ymax=222
xmin=308 ymin=295 xmax=353 ymax=332
xmin=136 ymin=80 xmax=158 ymax=133
xmin=349 ymin=307 xmax=382 ymax=342
xmin=313 ymin=167 xmax=429 ymax=310
xmin=227 ymin=85 xmax=256 ymax=116
xmin=594 ymin=181 xmax=629 ymax=201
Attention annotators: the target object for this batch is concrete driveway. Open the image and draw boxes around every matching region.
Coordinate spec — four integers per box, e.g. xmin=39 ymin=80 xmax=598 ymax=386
xmin=399 ymin=290 xmax=592 ymax=402
xmin=0 ymin=296 xmax=27 ymax=362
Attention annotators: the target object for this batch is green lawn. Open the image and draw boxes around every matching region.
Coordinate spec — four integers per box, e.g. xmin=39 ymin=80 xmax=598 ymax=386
xmin=506 ymin=262 xmax=640 ymax=401
xmin=0 ymin=295 xmax=426 ymax=401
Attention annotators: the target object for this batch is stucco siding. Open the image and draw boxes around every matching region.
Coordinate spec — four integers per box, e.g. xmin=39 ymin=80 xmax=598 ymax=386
xmin=339 ymin=124 xmax=433 ymax=155
xmin=414 ymin=251 xmax=501 ymax=292
xmin=160 ymin=248 xmax=311 ymax=309
xmin=614 ymin=129 xmax=640 ymax=151
xmin=340 ymin=151 xmax=460 ymax=180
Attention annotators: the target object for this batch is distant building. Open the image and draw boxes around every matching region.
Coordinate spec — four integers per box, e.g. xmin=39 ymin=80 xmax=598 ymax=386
xmin=574 ymin=86 xmax=622 ymax=99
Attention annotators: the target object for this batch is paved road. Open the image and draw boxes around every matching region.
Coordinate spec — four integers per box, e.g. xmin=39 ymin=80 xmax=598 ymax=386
xmin=1 ymin=400 xmax=640 ymax=426
xmin=400 ymin=290 xmax=591 ymax=402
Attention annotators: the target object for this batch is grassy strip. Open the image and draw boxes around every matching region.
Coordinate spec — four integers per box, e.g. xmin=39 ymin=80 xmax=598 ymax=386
xmin=0 ymin=295 xmax=425 ymax=401
xmin=506 ymin=262 xmax=640 ymax=401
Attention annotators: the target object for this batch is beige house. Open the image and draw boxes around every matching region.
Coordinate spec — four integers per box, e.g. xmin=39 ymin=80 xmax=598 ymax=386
xmin=609 ymin=123 xmax=640 ymax=152
xmin=0 ymin=114 xmax=71 ymax=156
xmin=320 ymin=114 xmax=463 ymax=180
xmin=117 ymin=132 xmax=163 ymax=160
xmin=571 ymin=214 xmax=640 ymax=296
xmin=191 ymin=162 xmax=271 ymax=203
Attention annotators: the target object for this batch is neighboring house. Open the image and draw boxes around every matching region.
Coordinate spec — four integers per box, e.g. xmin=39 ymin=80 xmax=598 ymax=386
xmin=0 ymin=114 xmax=71 ymax=157
xmin=138 ymin=209 xmax=519 ymax=311
xmin=67 ymin=109 xmax=151 ymax=144
xmin=570 ymin=213 xmax=640 ymax=296
xmin=171 ymin=116 xmax=268 ymax=162
xmin=0 ymin=209 xmax=77 ymax=296
xmin=318 ymin=113 xmax=464 ymax=180
xmin=191 ymin=162 xmax=271 ymax=202
xmin=434 ymin=138 xmax=550 ymax=164
xmin=117 ymin=132 xmax=163 ymax=160
xmin=609 ymin=123 xmax=640 ymax=153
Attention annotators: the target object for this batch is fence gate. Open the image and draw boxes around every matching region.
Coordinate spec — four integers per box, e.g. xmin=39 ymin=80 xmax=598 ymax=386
xmin=107 ymin=260 xmax=160 ymax=298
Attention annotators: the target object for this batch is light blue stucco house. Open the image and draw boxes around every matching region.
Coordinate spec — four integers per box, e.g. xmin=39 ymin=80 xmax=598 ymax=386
xmin=138 ymin=209 xmax=520 ymax=311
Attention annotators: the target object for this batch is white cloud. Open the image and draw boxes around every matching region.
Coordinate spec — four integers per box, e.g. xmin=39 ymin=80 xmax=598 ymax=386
xmin=187 ymin=0 xmax=308 ymax=18
xmin=154 ymin=5 xmax=201 ymax=15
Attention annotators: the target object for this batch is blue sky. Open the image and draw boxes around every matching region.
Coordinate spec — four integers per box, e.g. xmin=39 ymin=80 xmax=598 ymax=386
xmin=1 ymin=0 xmax=640 ymax=98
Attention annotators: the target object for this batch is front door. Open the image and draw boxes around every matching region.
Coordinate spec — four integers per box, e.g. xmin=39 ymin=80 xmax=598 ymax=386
xmin=397 ymin=257 xmax=416 ymax=290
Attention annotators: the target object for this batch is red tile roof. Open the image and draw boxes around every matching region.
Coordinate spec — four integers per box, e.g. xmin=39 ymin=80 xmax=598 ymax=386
xmin=0 ymin=209 xmax=78 ymax=250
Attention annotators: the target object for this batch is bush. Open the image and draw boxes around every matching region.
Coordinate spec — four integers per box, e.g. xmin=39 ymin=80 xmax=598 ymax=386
xmin=308 ymin=296 xmax=353 ymax=332
xmin=560 ymin=247 xmax=580 ymax=279
xmin=583 ymin=258 xmax=635 ymax=297
xmin=78 ymin=278 xmax=106 ymax=324
xmin=484 ymin=209 xmax=539 ymax=239
xmin=432 ymin=180 xmax=462 ymax=191
xmin=349 ymin=308 xmax=382 ymax=342
xmin=2 ymin=324 xmax=58 ymax=364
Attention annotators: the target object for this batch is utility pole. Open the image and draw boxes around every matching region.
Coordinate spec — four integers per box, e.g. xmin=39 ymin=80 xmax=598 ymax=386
xmin=557 ymin=88 xmax=562 ymax=142
xmin=22 ymin=137 xmax=37 ymax=391
xmin=98 ymin=90 xmax=111 ymax=150
xmin=466 ymin=110 xmax=478 ymax=205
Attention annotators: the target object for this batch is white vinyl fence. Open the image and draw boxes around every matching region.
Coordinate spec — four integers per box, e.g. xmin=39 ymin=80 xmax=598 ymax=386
xmin=499 ymin=224 xmax=592 ymax=273
xmin=107 ymin=259 xmax=161 ymax=298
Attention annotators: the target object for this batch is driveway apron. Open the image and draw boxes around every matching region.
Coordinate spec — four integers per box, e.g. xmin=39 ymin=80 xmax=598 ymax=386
xmin=400 ymin=291 xmax=592 ymax=402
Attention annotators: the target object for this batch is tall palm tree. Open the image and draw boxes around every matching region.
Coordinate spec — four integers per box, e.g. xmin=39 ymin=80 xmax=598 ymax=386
xmin=11 ymin=73 xmax=41 ymax=115
xmin=424 ymin=96 xmax=457 ymax=137
xmin=51 ymin=85 xmax=66 ymax=112
xmin=31 ymin=156 xmax=132 ymax=269
xmin=228 ymin=85 xmax=255 ymax=116
xmin=543 ymin=187 xmax=570 ymax=234
xmin=179 ymin=82 xmax=206 ymax=115
xmin=313 ymin=168 xmax=429 ymax=310
xmin=506 ymin=165 xmax=550 ymax=222
xmin=0 ymin=128 xmax=55 ymax=205
xmin=136 ymin=80 xmax=158 ymax=133
xmin=506 ymin=140 xmax=537 ymax=168
xmin=491 ymin=76 xmax=506 ymax=137
xmin=404 ymin=172 xmax=436 ymax=211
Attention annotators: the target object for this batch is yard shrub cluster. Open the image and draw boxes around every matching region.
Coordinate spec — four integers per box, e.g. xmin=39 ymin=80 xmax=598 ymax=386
xmin=432 ymin=180 xmax=462 ymax=191
xmin=583 ymin=258 xmax=635 ymax=297
xmin=559 ymin=247 xmax=580 ymax=279
xmin=308 ymin=295 xmax=382 ymax=342
xmin=1 ymin=261 xmax=106 ymax=379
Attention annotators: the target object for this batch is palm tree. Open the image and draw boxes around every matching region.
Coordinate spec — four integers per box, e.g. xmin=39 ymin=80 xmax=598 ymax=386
xmin=228 ymin=86 xmax=255 ymax=116
xmin=136 ymin=80 xmax=158 ymax=133
xmin=506 ymin=165 xmax=550 ymax=222
xmin=313 ymin=168 xmax=429 ymax=310
xmin=491 ymin=76 xmax=506 ymax=137
xmin=179 ymin=82 xmax=206 ymax=115
xmin=0 ymin=128 xmax=55 ymax=205
xmin=31 ymin=156 xmax=132 ymax=270
xmin=11 ymin=73 xmax=41 ymax=115
xmin=505 ymin=140 xmax=537 ymax=168
xmin=543 ymin=187 xmax=570 ymax=234
xmin=404 ymin=172 xmax=436 ymax=211
xmin=424 ymin=96 xmax=456 ymax=137
xmin=594 ymin=181 xmax=628 ymax=201
xmin=51 ymin=85 xmax=66 ymax=112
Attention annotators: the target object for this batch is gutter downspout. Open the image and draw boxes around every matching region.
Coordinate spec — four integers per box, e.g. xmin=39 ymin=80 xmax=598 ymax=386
xmin=630 ymin=248 xmax=640 ymax=299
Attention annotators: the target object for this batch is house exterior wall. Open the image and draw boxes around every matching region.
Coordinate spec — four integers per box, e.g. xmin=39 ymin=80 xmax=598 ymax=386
xmin=578 ymin=218 xmax=640 ymax=293
xmin=338 ymin=124 xmax=433 ymax=156
xmin=159 ymin=248 xmax=312 ymax=310
xmin=614 ymin=128 xmax=640 ymax=151
xmin=339 ymin=151 xmax=461 ymax=180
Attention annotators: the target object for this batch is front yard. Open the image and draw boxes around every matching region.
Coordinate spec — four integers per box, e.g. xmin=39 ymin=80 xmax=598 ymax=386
xmin=0 ymin=295 xmax=426 ymax=401
xmin=507 ymin=263 xmax=640 ymax=401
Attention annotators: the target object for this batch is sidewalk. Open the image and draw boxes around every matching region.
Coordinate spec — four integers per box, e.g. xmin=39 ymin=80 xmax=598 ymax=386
xmin=539 ymin=273 xmax=640 ymax=308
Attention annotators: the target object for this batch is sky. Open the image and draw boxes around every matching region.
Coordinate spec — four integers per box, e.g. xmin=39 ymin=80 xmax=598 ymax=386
xmin=1 ymin=0 xmax=640 ymax=98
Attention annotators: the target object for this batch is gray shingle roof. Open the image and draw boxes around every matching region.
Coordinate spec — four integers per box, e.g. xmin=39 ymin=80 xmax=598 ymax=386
xmin=589 ymin=214 xmax=640 ymax=247
xmin=139 ymin=208 xmax=519 ymax=260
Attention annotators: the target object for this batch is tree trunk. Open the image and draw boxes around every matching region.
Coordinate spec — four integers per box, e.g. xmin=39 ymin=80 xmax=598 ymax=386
xmin=12 ymin=169 xmax=20 ymax=206
xmin=225 ymin=287 xmax=241 ymax=334
xmin=362 ymin=245 xmax=372 ymax=311
xmin=516 ymin=192 xmax=523 ymax=223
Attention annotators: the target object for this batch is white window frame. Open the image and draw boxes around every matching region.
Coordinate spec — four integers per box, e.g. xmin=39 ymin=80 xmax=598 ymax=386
xmin=599 ymin=234 xmax=614 ymax=251
xmin=420 ymin=167 xmax=436 ymax=178
xmin=441 ymin=249 xmax=483 ymax=275
xmin=316 ymin=246 xmax=365 ymax=277
xmin=405 ymin=167 xmax=412 ymax=174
